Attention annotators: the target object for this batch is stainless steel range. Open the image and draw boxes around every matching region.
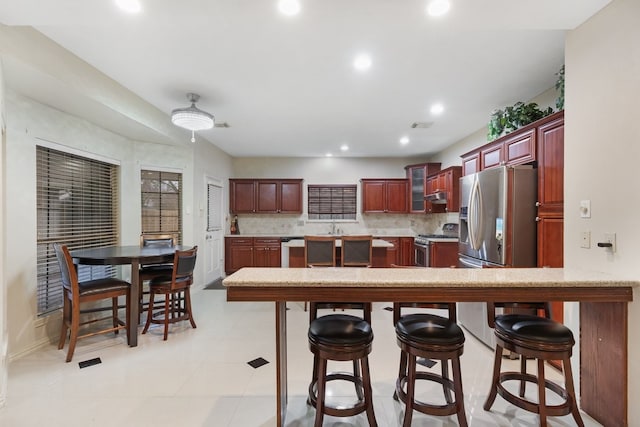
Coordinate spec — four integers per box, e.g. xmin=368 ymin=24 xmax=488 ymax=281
xmin=414 ymin=223 xmax=458 ymax=267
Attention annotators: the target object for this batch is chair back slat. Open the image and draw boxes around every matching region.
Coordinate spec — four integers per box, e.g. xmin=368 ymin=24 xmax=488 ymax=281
xmin=53 ymin=243 xmax=77 ymax=293
xmin=304 ymin=236 xmax=336 ymax=267
xmin=140 ymin=233 xmax=176 ymax=247
xmin=175 ymin=249 xmax=198 ymax=278
xmin=341 ymin=235 xmax=372 ymax=267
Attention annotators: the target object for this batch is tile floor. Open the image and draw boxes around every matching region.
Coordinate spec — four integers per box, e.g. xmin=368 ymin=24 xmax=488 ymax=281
xmin=0 ymin=289 xmax=602 ymax=426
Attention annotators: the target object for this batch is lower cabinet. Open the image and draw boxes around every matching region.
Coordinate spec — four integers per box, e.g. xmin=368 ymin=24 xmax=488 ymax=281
xmin=254 ymin=238 xmax=281 ymax=267
xmin=377 ymin=237 xmax=414 ymax=267
xmin=225 ymin=237 xmax=281 ymax=275
xmin=429 ymin=241 xmax=458 ymax=268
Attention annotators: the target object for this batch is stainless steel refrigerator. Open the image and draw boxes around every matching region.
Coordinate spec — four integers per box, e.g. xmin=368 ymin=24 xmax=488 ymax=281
xmin=457 ymin=166 xmax=537 ymax=347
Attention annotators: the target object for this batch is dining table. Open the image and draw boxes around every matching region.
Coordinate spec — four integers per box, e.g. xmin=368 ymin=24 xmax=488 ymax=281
xmin=223 ymin=266 xmax=637 ymax=427
xmin=70 ymin=245 xmax=188 ymax=347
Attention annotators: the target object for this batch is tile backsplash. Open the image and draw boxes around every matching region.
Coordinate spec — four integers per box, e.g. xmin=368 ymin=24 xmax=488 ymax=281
xmin=227 ymin=212 xmax=459 ymax=236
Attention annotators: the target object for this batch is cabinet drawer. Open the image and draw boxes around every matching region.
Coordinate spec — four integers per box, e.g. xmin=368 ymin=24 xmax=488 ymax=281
xmin=227 ymin=238 xmax=253 ymax=246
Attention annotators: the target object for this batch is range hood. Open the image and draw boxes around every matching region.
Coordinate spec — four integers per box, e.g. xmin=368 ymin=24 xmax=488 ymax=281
xmin=424 ymin=190 xmax=447 ymax=203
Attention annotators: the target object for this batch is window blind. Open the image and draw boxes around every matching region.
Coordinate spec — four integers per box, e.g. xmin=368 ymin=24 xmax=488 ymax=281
xmin=36 ymin=146 xmax=119 ymax=316
xmin=141 ymin=170 xmax=182 ymax=243
xmin=207 ymin=183 xmax=222 ymax=231
xmin=308 ymin=185 xmax=357 ymax=220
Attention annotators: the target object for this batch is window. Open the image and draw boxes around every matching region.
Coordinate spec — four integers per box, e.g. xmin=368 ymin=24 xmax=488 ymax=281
xmin=141 ymin=170 xmax=182 ymax=242
xmin=307 ymin=185 xmax=357 ymax=220
xmin=36 ymin=146 xmax=119 ymax=316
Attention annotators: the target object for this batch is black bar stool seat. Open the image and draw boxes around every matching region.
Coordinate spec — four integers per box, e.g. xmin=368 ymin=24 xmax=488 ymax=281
xmin=395 ymin=313 xmax=468 ymax=427
xmin=308 ymin=314 xmax=377 ymax=427
xmin=484 ymin=314 xmax=585 ymax=427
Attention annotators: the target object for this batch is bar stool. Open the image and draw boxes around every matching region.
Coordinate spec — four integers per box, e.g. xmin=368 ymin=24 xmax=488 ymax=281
xmin=395 ymin=313 xmax=468 ymax=427
xmin=308 ymin=314 xmax=377 ymax=427
xmin=483 ymin=314 xmax=584 ymax=427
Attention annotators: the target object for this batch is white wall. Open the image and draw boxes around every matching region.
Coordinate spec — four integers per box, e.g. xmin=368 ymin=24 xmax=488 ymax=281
xmin=565 ymin=0 xmax=640 ymax=420
xmin=2 ymin=90 xmax=231 ymax=360
xmin=0 ymin=55 xmax=8 ymax=408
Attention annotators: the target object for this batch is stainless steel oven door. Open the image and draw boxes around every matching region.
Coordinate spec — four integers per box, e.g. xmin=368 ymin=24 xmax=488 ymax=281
xmin=414 ymin=243 xmax=429 ymax=267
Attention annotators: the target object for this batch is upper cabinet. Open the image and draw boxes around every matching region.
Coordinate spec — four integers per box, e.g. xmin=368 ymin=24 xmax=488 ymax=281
xmin=536 ymin=113 xmax=564 ymax=213
xmin=230 ymin=179 xmax=303 ymax=214
xmin=462 ymin=119 xmax=543 ymax=175
xmin=361 ymin=179 xmax=408 ymax=213
xmin=404 ymin=162 xmax=441 ymax=213
xmin=425 ymin=166 xmax=462 ymax=213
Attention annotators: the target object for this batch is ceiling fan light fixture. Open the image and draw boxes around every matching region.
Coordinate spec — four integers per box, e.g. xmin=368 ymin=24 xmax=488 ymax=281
xmin=171 ymin=93 xmax=215 ymax=136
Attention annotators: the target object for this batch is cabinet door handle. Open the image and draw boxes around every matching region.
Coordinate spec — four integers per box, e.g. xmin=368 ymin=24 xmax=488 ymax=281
xmin=535 ymin=216 xmax=541 ymax=222
xmin=536 ymin=201 xmax=542 ymax=207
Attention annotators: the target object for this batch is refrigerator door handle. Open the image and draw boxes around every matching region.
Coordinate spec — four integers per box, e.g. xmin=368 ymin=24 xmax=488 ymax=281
xmin=469 ymin=178 xmax=483 ymax=251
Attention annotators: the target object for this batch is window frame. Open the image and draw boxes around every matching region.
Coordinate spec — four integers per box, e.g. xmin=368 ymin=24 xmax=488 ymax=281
xmin=140 ymin=168 xmax=183 ymax=243
xmin=307 ymin=184 xmax=357 ymax=220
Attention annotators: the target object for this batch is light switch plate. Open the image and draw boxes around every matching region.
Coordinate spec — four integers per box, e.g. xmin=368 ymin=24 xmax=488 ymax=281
xmin=580 ymin=200 xmax=591 ymax=218
xmin=581 ymin=231 xmax=591 ymax=249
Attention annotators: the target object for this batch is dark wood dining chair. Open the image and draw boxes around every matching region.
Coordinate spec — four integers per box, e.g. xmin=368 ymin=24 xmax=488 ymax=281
xmin=142 ymin=246 xmax=198 ymax=340
xmin=138 ymin=233 xmax=176 ymax=320
xmin=303 ymin=236 xmax=336 ymax=312
xmin=53 ymin=243 xmax=131 ymax=362
xmin=340 ymin=235 xmax=373 ymax=267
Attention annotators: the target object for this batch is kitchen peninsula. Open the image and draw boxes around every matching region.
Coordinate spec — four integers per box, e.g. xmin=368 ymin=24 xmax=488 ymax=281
xmin=223 ymin=267 xmax=636 ymax=427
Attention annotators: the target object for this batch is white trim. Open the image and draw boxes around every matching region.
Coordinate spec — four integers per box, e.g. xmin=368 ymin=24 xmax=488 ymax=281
xmin=138 ymin=164 xmax=183 ymax=174
xmin=35 ymin=137 xmax=121 ymax=165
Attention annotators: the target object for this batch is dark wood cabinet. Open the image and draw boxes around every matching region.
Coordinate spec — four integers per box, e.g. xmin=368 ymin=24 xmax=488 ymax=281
xmin=536 ymin=114 xmax=564 ymax=214
xmin=404 ymin=163 xmax=441 ymax=213
xmin=225 ymin=236 xmax=282 ymax=274
xmin=379 ymin=236 xmax=415 ymax=266
xmin=461 ymin=117 xmax=540 ymax=176
xmin=361 ymin=179 xmax=408 ymax=213
xmin=224 ymin=237 xmax=254 ymax=274
xmin=429 ymin=241 xmax=459 ymax=268
xmin=254 ymin=238 xmax=281 ymax=267
xmin=461 ymin=152 xmax=479 ymax=176
xmin=504 ymin=128 xmax=535 ymax=166
xmin=381 ymin=237 xmax=400 ymax=265
xmin=481 ymin=143 xmax=503 ymax=170
xmin=424 ymin=166 xmax=462 ymax=213
xmin=230 ymin=179 xmax=303 ymax=214
xmin=230 ymin=180 xmax=257 ymax=213
xmin=399 ymin=237 xmax=415 ymax=266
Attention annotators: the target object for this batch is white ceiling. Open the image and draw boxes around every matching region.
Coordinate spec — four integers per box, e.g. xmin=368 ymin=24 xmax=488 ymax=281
xmin=0 ymin=0 xmax=611 ymax=158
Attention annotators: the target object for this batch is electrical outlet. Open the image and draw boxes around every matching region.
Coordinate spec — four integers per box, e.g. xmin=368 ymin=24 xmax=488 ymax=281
xmin=604 ymin=233 xmax=616 ymax=253
xmin=580 ymin=231 xmax=591 ymax=249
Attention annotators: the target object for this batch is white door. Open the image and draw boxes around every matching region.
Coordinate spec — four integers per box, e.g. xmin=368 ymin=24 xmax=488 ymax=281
xmin=204 ymin=177 xmax=223 ymax=284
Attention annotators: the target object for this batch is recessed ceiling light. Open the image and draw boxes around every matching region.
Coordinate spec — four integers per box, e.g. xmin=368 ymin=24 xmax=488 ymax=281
xmin=353 ymin=53 xmax=372 ymax=72
xmin=278 ymin=0 xmax=301 ymax=16
xmin=340 ymin=144 xmax=349 ymax=152
xmin=427 ymin=0 xmax=450 ymax=17
xmin=325 ymin=153 xmax=333 ymax=157
xmin=430 ymin=103 xmax=445 ymax=115
xmin=115 ymin=0 xmax=142 ymax=13
xmin=400 ymin=136 xmax=410 ymax=145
